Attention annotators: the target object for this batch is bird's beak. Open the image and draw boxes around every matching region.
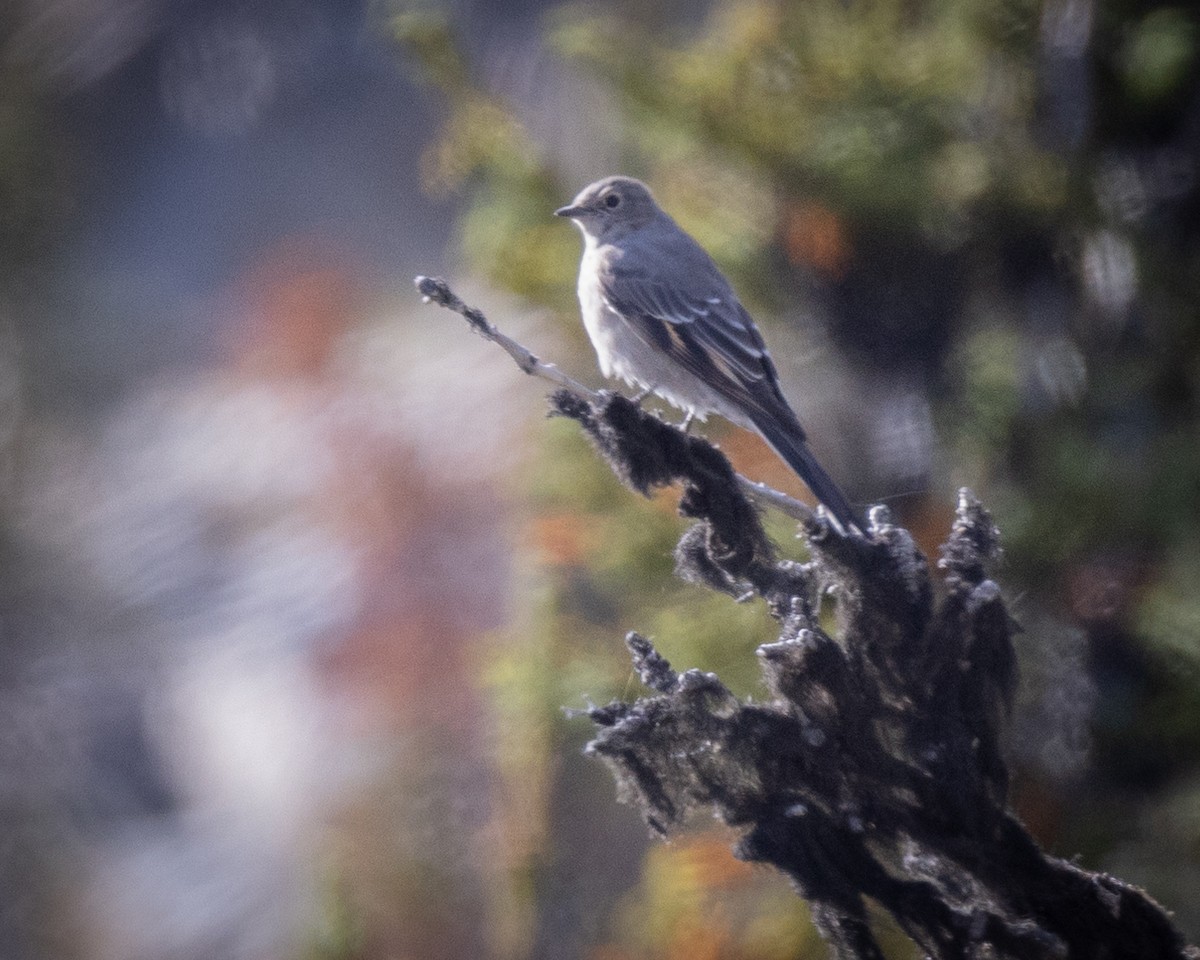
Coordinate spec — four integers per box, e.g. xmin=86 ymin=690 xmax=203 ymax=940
xmin=555 ymin=204 xmax=586 ymax=218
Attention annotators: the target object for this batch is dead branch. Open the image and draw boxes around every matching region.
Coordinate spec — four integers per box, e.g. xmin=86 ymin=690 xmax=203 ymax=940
xmin=413 ymin=276 xmax=1196 ymax=960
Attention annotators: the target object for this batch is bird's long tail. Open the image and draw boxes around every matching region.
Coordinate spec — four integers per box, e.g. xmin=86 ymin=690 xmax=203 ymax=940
xmin=751 ymin=411 xmax=859 ymax=533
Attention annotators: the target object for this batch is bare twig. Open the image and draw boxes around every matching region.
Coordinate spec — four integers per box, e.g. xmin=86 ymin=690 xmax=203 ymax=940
xmin=415 ymin=275 xmax=596 ymax=396
xmin=413 ymin=275 xmax=817 ymax=524
xmin=733 ymin=476 xmax=818 ymax=522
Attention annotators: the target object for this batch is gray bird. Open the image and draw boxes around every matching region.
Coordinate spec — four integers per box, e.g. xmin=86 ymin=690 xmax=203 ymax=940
xmin=556 ymin=175 xmax=858 ymax=532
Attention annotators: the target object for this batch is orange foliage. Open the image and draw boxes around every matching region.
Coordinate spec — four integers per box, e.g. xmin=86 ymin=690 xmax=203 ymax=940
xmin=782 ymin=201 xmax=852 ymax=278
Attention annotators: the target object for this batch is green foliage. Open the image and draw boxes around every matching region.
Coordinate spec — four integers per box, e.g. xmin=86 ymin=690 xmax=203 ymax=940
xmin=1118 ymin=9 xmax=1198 ymax=106
xmin=394 ymin=8 xmax=576 ymax=304
xmin=551 ymin=0 xmax=1071 ymax=239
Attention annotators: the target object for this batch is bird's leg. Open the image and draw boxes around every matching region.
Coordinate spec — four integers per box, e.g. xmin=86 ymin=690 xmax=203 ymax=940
xmin=679 ymin=412 xmax=695 ymax=434
xmin=628 ymin=386 xmax=654 ymax=406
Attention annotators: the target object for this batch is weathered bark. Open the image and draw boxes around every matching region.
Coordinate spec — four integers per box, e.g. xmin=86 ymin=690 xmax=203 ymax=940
xmin=562 ymin=390 xmax=1194 ymax=960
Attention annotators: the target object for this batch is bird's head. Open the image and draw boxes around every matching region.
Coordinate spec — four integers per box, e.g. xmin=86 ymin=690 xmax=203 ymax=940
xmin=555 ymin=176 xmax=659 ymax=241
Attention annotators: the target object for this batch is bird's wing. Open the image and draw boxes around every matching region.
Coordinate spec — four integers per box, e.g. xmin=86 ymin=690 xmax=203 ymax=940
xmin=599 ymin=263 xmax=792 ymax=421
xmin=601 ymin=254 xmax=861 ymax=527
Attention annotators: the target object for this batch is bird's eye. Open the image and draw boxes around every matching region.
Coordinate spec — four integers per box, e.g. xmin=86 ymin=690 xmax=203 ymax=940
xmin=604 ymin=194 xmax=621 ymax=208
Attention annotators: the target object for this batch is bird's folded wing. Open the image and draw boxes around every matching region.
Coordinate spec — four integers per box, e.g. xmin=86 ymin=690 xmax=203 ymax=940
xmin=599 ymin=268 xmax=786 ymax=413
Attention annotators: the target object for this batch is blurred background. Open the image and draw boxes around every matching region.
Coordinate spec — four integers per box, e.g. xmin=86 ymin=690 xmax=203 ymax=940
xmin=1 ymin=0 xmax=1198 ymax=957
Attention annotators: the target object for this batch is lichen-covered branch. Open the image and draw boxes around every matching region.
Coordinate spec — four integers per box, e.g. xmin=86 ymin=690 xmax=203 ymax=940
xmin=559 ymin=392 xmax=1195 ymax=960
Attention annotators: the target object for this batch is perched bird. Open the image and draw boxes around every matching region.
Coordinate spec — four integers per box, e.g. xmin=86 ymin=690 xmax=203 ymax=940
xmin=556 ymin=175 xmax=859 ymax=531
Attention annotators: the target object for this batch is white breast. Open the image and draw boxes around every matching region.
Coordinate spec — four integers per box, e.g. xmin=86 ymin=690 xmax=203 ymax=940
xmin=574 ymin=243 xmax=750 ymax=427
xmin=577 ymin=245 xmax=621 ymax=379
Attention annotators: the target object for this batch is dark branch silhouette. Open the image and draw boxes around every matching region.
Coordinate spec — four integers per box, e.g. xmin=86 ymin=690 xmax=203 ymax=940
xmin=415 ymin=276 xmax=1196 ymax=960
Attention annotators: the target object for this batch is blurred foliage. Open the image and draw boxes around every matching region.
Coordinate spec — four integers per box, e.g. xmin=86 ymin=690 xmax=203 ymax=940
xmin=0 ymin=18 xmax=72 ymax=274
xmin=395 ymin=8 xmax=576 ymax=304
xmin=604 ymin=832 xmax=825 ymax=960
xmin=552 ymin=0 xmax=1069 ymax=236
xmin=397 ymin=0 xmax=1200 ymax=954
xmin=303 ymin=871 xmax=366 ymax=960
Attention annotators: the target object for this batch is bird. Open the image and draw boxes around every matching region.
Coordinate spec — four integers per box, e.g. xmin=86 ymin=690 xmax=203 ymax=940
xmin=556 ymin=175 xmax=859 ymax=532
